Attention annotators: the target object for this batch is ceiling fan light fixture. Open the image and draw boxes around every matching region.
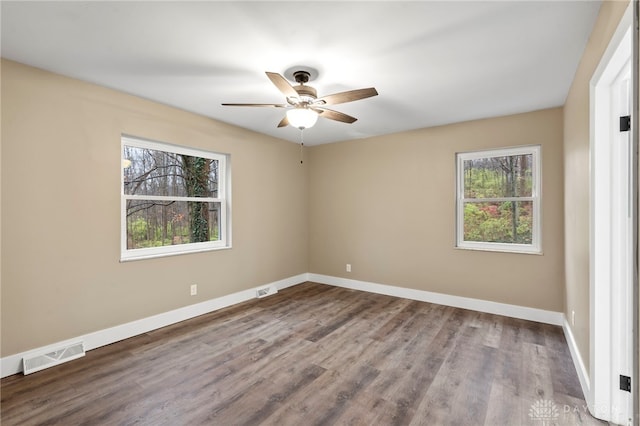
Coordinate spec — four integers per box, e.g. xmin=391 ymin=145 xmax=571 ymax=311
xmin=286 ymin=107 xmax=318 ymax=129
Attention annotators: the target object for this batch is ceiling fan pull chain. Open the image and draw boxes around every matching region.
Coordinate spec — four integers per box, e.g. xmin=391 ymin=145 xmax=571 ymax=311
xmin=299 ymin=129 xmax=304 ymax=164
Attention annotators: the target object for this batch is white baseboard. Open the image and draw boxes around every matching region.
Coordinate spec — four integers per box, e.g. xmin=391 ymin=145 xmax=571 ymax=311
xmin=308 ymin=273 xmax=564 ymax=325
xmin=0 ymin=273 xmax=308 ymax=378
xmin=1 ymin=272 xmax=569 ymax=379
xmin=562 ymin=318 xmax=592 ymax=410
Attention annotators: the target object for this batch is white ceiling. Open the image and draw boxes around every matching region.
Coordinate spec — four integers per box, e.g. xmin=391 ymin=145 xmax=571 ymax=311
xmin=1 ymin=1 xmax=601 ymax=146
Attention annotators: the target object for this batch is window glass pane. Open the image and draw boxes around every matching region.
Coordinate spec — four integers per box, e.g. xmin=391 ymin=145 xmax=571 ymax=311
xmin=463 ymin=201 xmax=533 ymax=244
xmin=123 ymin=146 xmax=219 ymax=198
xmin=463 ymin=154 xmax=533 ymax=198
xmin=126 ymin=200 xmax=221 ymax=249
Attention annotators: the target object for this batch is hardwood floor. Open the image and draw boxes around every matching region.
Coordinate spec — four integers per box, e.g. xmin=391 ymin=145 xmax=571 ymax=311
xmin=1 ymin=282 xmax=605 ymax=425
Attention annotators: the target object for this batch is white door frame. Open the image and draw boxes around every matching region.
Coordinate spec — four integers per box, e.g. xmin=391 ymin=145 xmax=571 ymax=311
xmin=589 ymin=3 xmax=634 ymax=423
xmin=632 ymin=2 xmax=639 ymax=424
xmin=631 ymin=2 xmax=639 ymax=423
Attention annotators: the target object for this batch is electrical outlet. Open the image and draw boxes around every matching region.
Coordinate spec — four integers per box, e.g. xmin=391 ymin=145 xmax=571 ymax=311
xmin=346 ymin=264 xmax=351 ymax=272
xmin=571 ymin=310 xmax=575 ymax=326
xmin=190 ymin=284 xmax=197 ymax=296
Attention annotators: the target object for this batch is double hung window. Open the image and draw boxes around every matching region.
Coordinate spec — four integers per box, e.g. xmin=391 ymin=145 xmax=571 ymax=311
xmin=121 ymin=136 xmax=230 ymax=261
xmin=456 ymin=145 xmax=541 ymax=254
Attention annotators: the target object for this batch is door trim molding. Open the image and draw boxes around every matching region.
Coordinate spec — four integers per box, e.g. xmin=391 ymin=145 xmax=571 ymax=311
xmin=589 ymin=2 xmax=633 ymax=421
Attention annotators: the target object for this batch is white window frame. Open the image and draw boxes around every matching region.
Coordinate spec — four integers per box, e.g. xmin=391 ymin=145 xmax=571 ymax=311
xmin=455 ymin=145 xmax=541 ymax=254
xmin=121 ymin=135 xmax=231 ymax=261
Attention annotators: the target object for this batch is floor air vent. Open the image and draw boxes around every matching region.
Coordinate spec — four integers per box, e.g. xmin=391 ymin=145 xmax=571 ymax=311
xmin=23 ymin=341 xmax=85 ymax=375
xmin=256 ymin=285 xmax=278 ymax=298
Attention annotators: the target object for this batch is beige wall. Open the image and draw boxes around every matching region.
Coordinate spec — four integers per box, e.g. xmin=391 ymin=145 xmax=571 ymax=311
xmin=2 ymin=1 xmax=631 ymax=365
xmin=563 ymin=0 xmax=628 ymax=374
xmin=1 ymin=60 xmax=309 ymax=356
xmin=308 ymin=108 xmax=565 ymax=311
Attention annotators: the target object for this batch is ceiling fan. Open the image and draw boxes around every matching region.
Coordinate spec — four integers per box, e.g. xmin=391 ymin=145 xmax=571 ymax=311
xmin=222 ymin=70 xmax=378 ymax=129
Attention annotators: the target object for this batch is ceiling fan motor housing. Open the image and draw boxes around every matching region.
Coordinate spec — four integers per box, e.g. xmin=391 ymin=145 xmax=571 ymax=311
xmin=292 ymin=71 xmax=317 ymax=101
xmin=293 ymin=85 xmax=317 ymax=100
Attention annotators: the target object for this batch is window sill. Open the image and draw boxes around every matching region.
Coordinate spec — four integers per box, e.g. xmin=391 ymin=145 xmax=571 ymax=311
xmin=455 ymin=245 xmax=542 ymax=255
xmin=120 ymin=245 xmax=232 ymax=262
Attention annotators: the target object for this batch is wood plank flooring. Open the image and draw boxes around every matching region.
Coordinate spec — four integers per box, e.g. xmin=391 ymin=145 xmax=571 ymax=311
xmin=1 ymin=282 xmax=605 ymax=425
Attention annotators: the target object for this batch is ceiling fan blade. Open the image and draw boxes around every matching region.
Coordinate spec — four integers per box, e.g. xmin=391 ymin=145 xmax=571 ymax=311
xmin=277 ymin=115 xmax=290 ymax=128
xmin=266 ymin=72 xmax=299 ymax=99
xmin=317 ymin=87 xmax=378 ymax=106
xmin=313 ymin=107 xmax=357 ymax=124
xmin=221 ymin=103 xmax=287 ymax=107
